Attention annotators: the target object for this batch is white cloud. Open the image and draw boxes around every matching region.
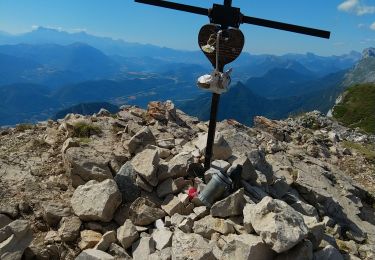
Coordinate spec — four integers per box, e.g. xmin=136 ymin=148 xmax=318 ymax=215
xmin=371 ymin=22 xmax=375 ymax=30
xmin=358 ymin=23 xmax=366 ymax=28
xmin=338 ymin=0 xmax=375 ymax=15
xmin=338 ymin=0 xmax=359 ymax=11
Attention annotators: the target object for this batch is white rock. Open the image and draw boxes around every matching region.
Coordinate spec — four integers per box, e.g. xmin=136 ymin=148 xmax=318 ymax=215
xmin=132 ymin=237 xmax=156 ymax=260
xmin=248 ymin=196 xmax=308 ymax=253
xmin=171 ymin=229 xmax=215 ymax=260
xmin=94 ymin=230 xmax=117 ymax=251
xmin=128 ymin=126 xmax=156 ymax=154
xmin=131 ymin=148 xmax=159 ymax=187
xmin=58 ymin=216 xmax=82 ymax=242
xmin=193 ymin=215 xmax=235 ymax=239
xmin=76 ymin=249 xmax=115 ymax=260
xmin=129 ymin=197 xmax=166 ymax=226
xmin=210 ymin=188 xmax=245 ymax=218
xmin=221 ymin=234 xmax=274 ymax=260
xmin=161 ymin=195 xmax=185 ymax=216
xmin=117 ymin=219 xmax=139 ymax=249
xmin=71 ymin=179 xmax=122 ymax=222
xmin=211 ymin=160 xmax=230 ymax=172
xmin=152 ymin=229 xmax=173 ymax=250
xmin=78 ymin=230 xmax=102 ymax=250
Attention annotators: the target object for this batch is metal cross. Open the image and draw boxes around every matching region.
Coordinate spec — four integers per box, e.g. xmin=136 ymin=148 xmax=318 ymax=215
xmin=134 ymin=0 xmax=330 ymax=170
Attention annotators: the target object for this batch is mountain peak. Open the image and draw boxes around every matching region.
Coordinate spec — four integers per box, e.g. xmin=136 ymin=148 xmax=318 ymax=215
xmin=362 ymin=47 xmax=375 ymax=59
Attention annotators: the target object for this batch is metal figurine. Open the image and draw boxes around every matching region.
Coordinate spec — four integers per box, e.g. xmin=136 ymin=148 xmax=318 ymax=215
xmin=134 ymin=0 xmax=331 ymax=170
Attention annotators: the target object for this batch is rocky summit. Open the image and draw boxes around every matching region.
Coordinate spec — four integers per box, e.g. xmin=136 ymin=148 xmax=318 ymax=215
xmin=0 ymin=101 xmax=375 ymax=260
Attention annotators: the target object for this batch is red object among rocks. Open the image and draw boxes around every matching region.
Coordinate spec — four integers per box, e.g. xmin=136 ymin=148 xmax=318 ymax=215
xmin=187 ymin=187 xmax=198 ymax=200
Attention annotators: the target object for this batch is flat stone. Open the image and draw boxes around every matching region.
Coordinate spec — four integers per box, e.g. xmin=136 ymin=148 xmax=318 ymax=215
xmin=71 ymin=179 xmax=122 ymax=222
xmin=210 ymin=188 xmax=245 ymax=218
xmin=161 ymin=195 xmax=185 ymax=216
xmin=193 ymin=206 xmax=209 ymax=220
xmin=114 ymin=162 xmax=141 ymax=203
xmin=129 ymin=197 xmax=166 ymax=226
xmin=276 ymin=240 xmax=313 ymax=260
xmin=132 ymin=237 xmax=156 ymax=260
xmin=42 ymin=202 xmax=71 ymax=227
xmin=211 ymin=160 xmax=230 ymax=172
xmin=128 ymin=126 xmax=156 ymax=154
xmin=152 ymin=229 xmax=173 ymax=250
xmin=117 ymin=219 xmax=139 ymax=250
xmin=131 ymin=148 xmax=159 ymax=187
xmin=171 ymin=229 xmax=215 ymax=260
xmin=58 ymin=216 xmax=82 ymax=242
xmin=193 ymin=215 xmax=235 ymax=239
xmin=157 ymin=178 xmax=180 ymax=198
xmin=94 ymin=230 xmax=117 ymax=251
xmin=243 ymin=203 xmax=255 ymax=234
xmin=78 ymin=230 xmax=102 ymax=250
xmin=313 ymin=245 xmax=344 ymax=260
xmin=76 ymin=249 xmax=115 ymax=260
xmin=248 ymin=196 xmax=308 ymax=253
xmin=221 ymin=234 xmax=274 ymax=260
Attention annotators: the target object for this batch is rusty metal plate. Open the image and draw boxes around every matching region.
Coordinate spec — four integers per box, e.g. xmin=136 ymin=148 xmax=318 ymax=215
xmin=198 ymin=24 xmax=244 ymax=69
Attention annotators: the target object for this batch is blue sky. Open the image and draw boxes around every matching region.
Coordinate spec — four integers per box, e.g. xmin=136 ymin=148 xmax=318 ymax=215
xmin=0 ymin=0 xmax=374 ymax=55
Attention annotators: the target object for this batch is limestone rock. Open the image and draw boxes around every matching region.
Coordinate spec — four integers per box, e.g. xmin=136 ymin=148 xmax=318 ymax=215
xmin=193 ymin=215 xmax=235 ymax=239
xmin=61 ymin=137 xmax=79 ymax=154
xmin=108 ymin=243 xmax=132 ymax=259
xmin=0 ymin=214 xmax=12 ymax=229
xmin=275 ymin=240 xmax=313 ymax=260
xmin=211 ymin=160 xmax=230 ymax=172
xmin=114 ymin=162 xmax=140 ymax=203
xmin=149 ymin=247 xmax=172 ymax=260
xmin=132 ymin=237 xmax=156 ymax=260
xmin=159 ymin=152 xmax=194 ymax=181
xmin=128 ymin=126 xmax=156 ymax=154
xmin=94 ymin=230 xmax=117 ymax=251
xmin=242 ymin=203 xmax=255 ymax=234
xmin=193 ymin=206 xmax=209 ymax=220
xmin=248 ymin=196 xmax=308 ymax=253
xmin=42 ymin=202 xmax=71 ymax=226
xmin=171 ymin=229 xmax=215 ymax=260
xmin=194 ymin=133 xmax=232 ymax=160
xmin=210 ymin=188 xmax=245 ymax=218
xmin=71 ymin=179 xmax=122 ymax=222
xmin=313 ymin=245 xmax=344 ymax=260
xmin=221 ymin=234 xmax=274 ymax=260
xmin=303 ymin=215 xmax=325 ymax=250
xmin=157 ymin=178 xmax=180 ymax=198
xmin=58 ymin=216 xmax=82 ymax=242
xmin=117 ymin=219 xmax=139 ymax=250
xmin=63 ymin=147 xmax=113 ymax=188
xmin=230 ymin=156 xmax=257 ymax=181
xmin=0 ymin=220 xmax=33 ymax=260
xmin=78 ymin=230 xmax=102 ymax=250
xmin=129 ymin=197 xmax=166 ymax=226
xmin=161 ymin=195 xmax=185 ymax=216
xmin=131 ymin=148 xmax=159 ymax=187
xmin=152 ymin=229 xmax=173 ymax=250
xmin=76 ymin=249 xmax=115 ymax=260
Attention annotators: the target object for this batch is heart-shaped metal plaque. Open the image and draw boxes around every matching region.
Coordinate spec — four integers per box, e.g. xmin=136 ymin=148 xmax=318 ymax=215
xmin=198 ymin=24 xmax=244 ymax=68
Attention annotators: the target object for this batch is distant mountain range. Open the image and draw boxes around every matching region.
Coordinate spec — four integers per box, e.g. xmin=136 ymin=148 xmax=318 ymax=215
xmin=0 ymin=27 xmax=371 ymax=126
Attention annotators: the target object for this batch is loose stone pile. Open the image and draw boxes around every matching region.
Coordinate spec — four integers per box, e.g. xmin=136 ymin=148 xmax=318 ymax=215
xmin=1 ymin=101 xmax=375 ymax=259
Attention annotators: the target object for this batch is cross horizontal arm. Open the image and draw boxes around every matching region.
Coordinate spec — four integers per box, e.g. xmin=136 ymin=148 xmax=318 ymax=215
xmin=134 ymin=0 xmax=208 ymax=16
xmin=242 ymin=15 xmax=330 ymax=39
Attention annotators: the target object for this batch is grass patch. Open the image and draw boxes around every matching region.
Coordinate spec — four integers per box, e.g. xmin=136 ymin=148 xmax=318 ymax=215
xmin=333 ymin=83 xmax=375 ymax=134
xmin=343 ymin=141 xmax=375 ymax=163
xmin=72 ymin=122 xmax=102 ymax=138
xmin=78 ymin=137 xmax=91 ymax=144
xmin=15 ymin=123 xmax=34 ymax=132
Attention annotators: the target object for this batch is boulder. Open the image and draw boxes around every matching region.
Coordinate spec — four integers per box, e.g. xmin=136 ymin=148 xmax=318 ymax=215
xmin=114 ymin=162 xmax=140 ymax=203
xmin=221 ymin=234 xmax=274 ymax=260
xmin=230 ymin=156 xmax=257 ymax=181
xmin=194 ymin=133 xmax=232 ymax=160
xmin=161 ymin=195 xmax=186 ymax=216
xmin=157 ymin=178 xmax=180 ymax=198
xmin=275 ymin=240 xmax=313 ymax=260
xmin=243 ymin=203 xmax=255 ymax=234
xmin=171 ymin=229 xmax=215 ymax=260
xmin=193 ymin=206 xmax=209 ymax=220
xmin=0 ymin=220 xmax=33 ymax=260
xmin=78 ymin=230 xmax=102 ymax=250
xmin=71 ymin=179 xmax=122 ymax=222
xmin=94 ymin=230 xmax=117 ymax=251
xmin=159 ymin=152 xmax=194 ymax=181
xmin=76 ymin=249 xmax=115 ymax=260
xmin=108 ymin=243 xmax=132 ymax=259
xmin=248 ymin=196 xmax=308 ymax=253
xmin=117 ymin=219 xmax=139 ymax=249
xmin=63 ymin=147 xmax=113 ymax=188
xmin=149 ymin=247 xmax=172 ymax=260
xmin=58 ymin=216 xmax=82 ymax=242
xmin=0 ymin=214 xmax=12 ymax=229
xmin=0 ymin=204 xmax=18 ymax=219
xmin=128 ymin=126 xmax=156 ymax=154
xmin=193 ymin=215 xmax=235 ymax=239
xmin=129 ymin=197 xmax=166 ymax=226
xmin=211 ymin=160 xmax=230 ymax=172
xmin=210 ymin=188 xmax=245 ymax=218
xmin=42 ymin=202 xmax=71 ymax=226
xmin=131 ymin=148 xmax=159 ymax=187
xmin=313 ymin=245 xmax=344 ymax=260
xmin=303 ymin=215 xmax=325 ymax=250
xmin=132 ymin=237 xmax=156 ymax=260
xmin=152 ymin=229 xmax=173 ymax=250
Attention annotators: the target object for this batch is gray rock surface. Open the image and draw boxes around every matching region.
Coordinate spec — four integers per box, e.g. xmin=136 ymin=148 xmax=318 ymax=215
xmin=129 ymin=197 xmax=166 ymax=226
xmin=210 ymin=188 xmax=246 ymax=218
xmin=128 ymin=126 xmax=156 ymax=154
xmin=117 ymin=219 xmax=139 ymax=249
xmin=58 ymin=216 xmax=82 ymax=242
xmin=76 ymin=249 xmax=115 ymax=260
xmin=131 ymin=148 xmax=159 ymax=187
xmin=71 ymin=179 xmax=122 ymax=222
xmin=114 ymin=161 xmax=141 ymax=203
